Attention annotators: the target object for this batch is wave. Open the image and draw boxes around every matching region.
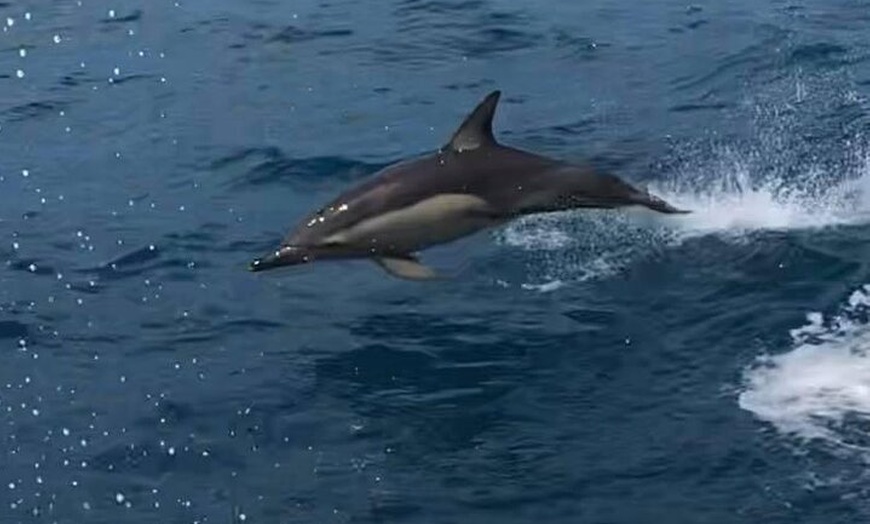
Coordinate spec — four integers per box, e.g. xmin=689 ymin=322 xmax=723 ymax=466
xmin=739 ymin=284 xmax=870 ymax=452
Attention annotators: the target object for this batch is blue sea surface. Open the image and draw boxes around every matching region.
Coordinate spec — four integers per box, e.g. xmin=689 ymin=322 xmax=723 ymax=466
xmin=3 ymin=0 xmax=870 ymax=522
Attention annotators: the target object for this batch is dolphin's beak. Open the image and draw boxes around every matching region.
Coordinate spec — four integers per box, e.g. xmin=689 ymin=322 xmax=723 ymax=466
xmin=248 ymin=246 xmax=312 ymax=272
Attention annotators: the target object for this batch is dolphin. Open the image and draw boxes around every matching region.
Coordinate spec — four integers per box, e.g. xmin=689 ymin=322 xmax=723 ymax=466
xmin=249 ymin=90 xmax=688 ymax=280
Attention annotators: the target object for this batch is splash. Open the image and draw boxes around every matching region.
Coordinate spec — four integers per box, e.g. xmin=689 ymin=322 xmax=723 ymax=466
xmin=652 ymin=145 xmax=870 ymax=239
xmin=496 ymin=142 xmax=870 ymax=289
xmin=498 ymin=213 xmax=574 ymax=251
xmin=494 ymin=208 xmax=669 ymax=287
xmin=520 ymin=279 xmax=566 ymax=293
xmin=738 ymin=285 xmax=870 ymax=449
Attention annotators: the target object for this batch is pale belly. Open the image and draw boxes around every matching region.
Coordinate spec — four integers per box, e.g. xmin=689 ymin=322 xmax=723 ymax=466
xmin=321 ymin=193 xmax=504 ymax=254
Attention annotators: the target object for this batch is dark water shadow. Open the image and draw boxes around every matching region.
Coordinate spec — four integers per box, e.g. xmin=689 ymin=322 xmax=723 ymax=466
xmin=310 ymin=300 xmax=628 ymax=465
xmin=207 ymin=147 xmax=384 ymax=191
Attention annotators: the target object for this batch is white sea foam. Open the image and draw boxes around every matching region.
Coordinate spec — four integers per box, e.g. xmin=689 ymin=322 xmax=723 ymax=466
xmin=739 ymin=285 xmax=870 ymax=450
xmin=652 ymin=145 xmax=870 ymax=239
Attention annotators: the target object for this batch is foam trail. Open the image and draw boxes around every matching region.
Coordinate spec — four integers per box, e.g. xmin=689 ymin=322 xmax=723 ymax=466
xmin=739 ymin=285 xmax=870 ymax=449
xmin=652 ymin=146 xmax=870 ymax=239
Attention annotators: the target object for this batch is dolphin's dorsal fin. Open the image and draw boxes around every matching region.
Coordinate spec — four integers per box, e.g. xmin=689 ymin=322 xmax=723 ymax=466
xmin=446 ymin=90 xmax=501 ymax=153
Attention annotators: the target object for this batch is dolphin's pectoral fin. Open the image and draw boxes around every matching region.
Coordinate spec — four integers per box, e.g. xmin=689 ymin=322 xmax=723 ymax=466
xmin=373 ymin=255 xmax=440 ymax=281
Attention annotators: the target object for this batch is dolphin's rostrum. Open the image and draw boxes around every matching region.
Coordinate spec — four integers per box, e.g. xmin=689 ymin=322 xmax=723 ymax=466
xmin=249 ymin=90 xmax=689 ymax=280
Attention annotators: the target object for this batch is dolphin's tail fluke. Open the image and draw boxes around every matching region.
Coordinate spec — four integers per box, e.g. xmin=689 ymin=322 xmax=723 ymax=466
xmin=635 ymin=191 xmax=691 ymax=215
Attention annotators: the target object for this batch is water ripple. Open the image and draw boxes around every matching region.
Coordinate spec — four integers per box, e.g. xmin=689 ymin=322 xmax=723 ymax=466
xmin=552 ymin=30 xmax=607 ymax=61
xmin=268 ymin=25 xmax=353 ymax=44
xmin=0 ymin=320 xmax=28 ymax=339
xmin=670 ymin=24 xmax=791 ymax=93
xmin=352 ymin=0 xmax=541 ymax=66
xmin=1 ymin=100 xmax=68 ymax=122
xmin=8 ymin=257 xmax=57 ymax=277
xmin=210 ymin=147 xmax=381 ymax=189
xmin=101 ymin=9 xmax=143 ymax=24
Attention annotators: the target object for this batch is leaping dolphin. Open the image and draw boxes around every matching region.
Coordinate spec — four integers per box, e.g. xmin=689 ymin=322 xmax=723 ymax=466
xmin=249 ymin=90 xmax=688 ymax=280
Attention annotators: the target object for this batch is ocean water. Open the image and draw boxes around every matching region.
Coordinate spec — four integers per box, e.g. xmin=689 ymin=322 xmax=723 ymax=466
xmin=3 ymin=0 xmax=870 ymax=522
